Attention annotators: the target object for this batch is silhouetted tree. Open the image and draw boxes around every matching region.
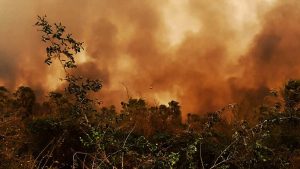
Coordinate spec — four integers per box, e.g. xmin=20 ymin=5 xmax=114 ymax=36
xmin=14 ymin=86 xmax=36 ymax=119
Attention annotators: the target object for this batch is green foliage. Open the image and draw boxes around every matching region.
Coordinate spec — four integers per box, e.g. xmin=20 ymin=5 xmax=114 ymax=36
xmin=35 ymin=15 xmax=83 ymax=68
xmin=35 ymin=15 xmax=102 ymax=126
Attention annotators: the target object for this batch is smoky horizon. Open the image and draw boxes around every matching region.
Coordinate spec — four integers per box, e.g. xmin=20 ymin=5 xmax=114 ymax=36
xmin=0 ymin=0 xmax=299 ymax=116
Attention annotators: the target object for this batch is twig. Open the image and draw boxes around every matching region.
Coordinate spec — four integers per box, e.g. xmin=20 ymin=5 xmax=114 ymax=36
xmin=73 ymin=152 xmax=88 ymax=169
xmin=97 ymin=149 xmax=123 ymax=168
xmin=209 ymin=139 xmax=238 ymax=169
xmin=120 ymin=82 xmax=130 ymax=100
xmin=82 ymin=153 xmax=87 ymax=169
xmin=41 ymin=136 xmax=63 ymax=169
xmin=31 ymin=138 xmax=55 ymax=169
xmin=91 ymin=155 xmax=96 ymax=169
xmin=121 ymin=123 xmax=136 ymax=169
xmin=199 ymin=143 xmax=205 ymax=169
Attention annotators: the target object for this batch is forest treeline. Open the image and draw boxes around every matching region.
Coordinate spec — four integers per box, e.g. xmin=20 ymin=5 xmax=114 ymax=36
xmin=0 ymin=16 xmax=300 ymax=169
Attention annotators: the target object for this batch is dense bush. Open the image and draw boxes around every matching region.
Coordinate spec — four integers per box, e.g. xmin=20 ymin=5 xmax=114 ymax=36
xmin=0 ymin=16 xmax=299 ymax=169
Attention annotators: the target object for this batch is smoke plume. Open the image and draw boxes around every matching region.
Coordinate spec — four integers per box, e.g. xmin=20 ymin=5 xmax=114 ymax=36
xmin=1 ymin=0 xmax=300 ymax=116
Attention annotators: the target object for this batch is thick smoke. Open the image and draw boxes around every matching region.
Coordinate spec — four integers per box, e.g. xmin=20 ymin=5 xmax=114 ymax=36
xmin=1 ymin=0 xmax=300 ymax=116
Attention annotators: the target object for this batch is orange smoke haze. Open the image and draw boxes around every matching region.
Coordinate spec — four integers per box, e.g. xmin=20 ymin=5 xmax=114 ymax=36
xmin=1 ymin=0 xmax=299 ymax=115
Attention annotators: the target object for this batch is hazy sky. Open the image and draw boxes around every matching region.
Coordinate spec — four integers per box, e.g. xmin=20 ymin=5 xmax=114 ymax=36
xmin=2 ymin=0 xmax=300 ymax=115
